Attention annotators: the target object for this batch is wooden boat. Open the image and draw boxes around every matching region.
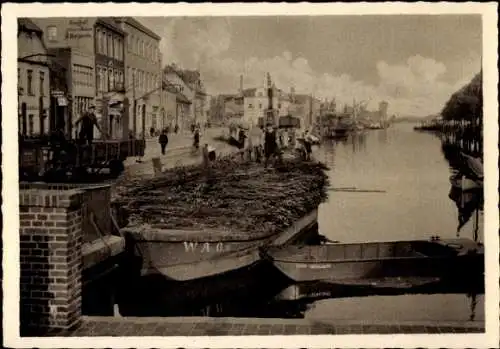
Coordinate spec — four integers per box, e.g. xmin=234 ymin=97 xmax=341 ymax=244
xmin=122 ymin=209 xmax=319 ymax=281
xmin=263 ymin=238 xmax=484 ymax=282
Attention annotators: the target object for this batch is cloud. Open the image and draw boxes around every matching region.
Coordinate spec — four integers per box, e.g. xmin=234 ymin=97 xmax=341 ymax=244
xmin=145 ymin=18 xmax=481 ymax=117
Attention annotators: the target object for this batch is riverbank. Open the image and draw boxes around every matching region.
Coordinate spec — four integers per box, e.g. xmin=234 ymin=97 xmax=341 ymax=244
xmin=52 ymin=315 xmax=484 ymax=336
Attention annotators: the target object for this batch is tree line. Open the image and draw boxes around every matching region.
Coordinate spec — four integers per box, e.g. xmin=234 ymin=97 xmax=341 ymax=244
xmin=441 ymin=71 xmax=482 ymax=125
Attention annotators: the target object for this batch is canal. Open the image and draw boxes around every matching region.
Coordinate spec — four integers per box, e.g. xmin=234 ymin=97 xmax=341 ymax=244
xmin=114 ymin=122 xmax=484 ymax=322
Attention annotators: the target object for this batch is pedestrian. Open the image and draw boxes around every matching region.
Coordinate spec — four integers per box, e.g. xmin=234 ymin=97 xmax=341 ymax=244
xmin=159 ymin=129 xmax=169 ymax=155
xmin=73 ymin=105 xmax=106 ymax=146
xmin=264 ymin=124 xmax=278 ymax=168
xmin=174 ymin=124 xmax=179 ymax=134
xmin=193 ymin=127 xmax=200 ymax=150
xmin=303 ymin=130 xmax=312 ymax=160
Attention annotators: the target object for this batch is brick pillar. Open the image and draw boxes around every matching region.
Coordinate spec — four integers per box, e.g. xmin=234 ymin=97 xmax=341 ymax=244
xmin=19 ymin=188 xmax=84 ymax=335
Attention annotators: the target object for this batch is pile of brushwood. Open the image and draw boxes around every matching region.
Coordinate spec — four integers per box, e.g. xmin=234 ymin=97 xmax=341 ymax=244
xmin=113 ymin=158 xmax=330 ymax=238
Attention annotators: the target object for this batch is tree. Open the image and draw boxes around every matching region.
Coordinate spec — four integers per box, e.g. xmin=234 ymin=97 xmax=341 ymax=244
xmin=441 ymin=71 xmax=482 ymax=123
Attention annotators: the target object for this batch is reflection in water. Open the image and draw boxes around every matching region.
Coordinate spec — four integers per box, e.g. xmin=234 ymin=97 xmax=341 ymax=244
xmin=304 ymin=293 xmax=484 ymax=323
xmin=118 ymin=123 xmax=484 ymax=322
xmin=316 ymin=123 xmax=483 ymax=244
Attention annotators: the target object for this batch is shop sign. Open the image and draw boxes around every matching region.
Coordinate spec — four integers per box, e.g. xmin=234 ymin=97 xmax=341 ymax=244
xmin=65 ymin=19 xmax=93 ymax=40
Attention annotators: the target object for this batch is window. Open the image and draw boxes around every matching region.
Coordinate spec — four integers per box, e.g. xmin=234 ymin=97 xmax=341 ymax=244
xmin=28 ymin=114 xmax=34 ymax=135
xmin=108 ymin=34 xmax=112 ymax=56
xmin=135 ymin=38 xmax=139 ymax=54
xmin=96 ymin=69 xmax=102 ymax=93
xmin=18 ymin=68 xmax=22 ymax=92
xmin=96 ymin=29 xmax=100 ymax=53
xmin=259 ymin=103 xmax=262 ymax=110
xmin=114 ymin=70 xmax=119 ymax=90
xmin=118 ymin=39 xmax=123 ymax=60
xmin=103 ymin=68 xmax=108 ymax=92
xmin=278 ymin=103 xmax=281 ymax=109
xmin=47 ymin=26 xmax=57 ymax=41
xmin=108 ymin=68 xmax=114 ymax=90
xmin=39 ymin=71 xmax=45 ymax=96
xmin=114 ymin=37 xmax=119 ymax=59
xmin=128 ymin=68 xmax=131 ymax=88
xmin=102 ymin=31 xmax=107 ymax=55
xmin=248 ymin=103 xmax=253 ymax=109
xmin=27 ymin=70 xmax=33 ymax=95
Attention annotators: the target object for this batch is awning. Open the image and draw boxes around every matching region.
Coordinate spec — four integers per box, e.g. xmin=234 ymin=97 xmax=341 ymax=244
xmin=56 ymin=97 xmax=68 ymax=106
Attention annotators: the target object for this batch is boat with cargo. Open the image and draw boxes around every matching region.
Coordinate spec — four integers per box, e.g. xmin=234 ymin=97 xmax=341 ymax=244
xmin=114 ymin=158 xmax=329 ymax=281
xmin=262 ymin=237 xmax=484 ymax=283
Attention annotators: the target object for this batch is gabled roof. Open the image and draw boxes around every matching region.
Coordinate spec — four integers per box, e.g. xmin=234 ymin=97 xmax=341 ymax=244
xmin=18 ymin=18 xmax=43 ymax=34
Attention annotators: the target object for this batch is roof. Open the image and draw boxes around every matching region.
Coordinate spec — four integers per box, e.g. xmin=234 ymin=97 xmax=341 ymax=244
xmin=180 ymin=70 xmax=200 ymax=84
xmin=18 ymin=18 xmax=43 ymax=34
xmin=176 ymin=92 xmax=191 ymax=104
xmin=242 ymin=88 xmax=257 ymax=98
xmin=163 ymin=65 xmax=183 ymax=79
xmin=97 ymin=17 xmax=126 ymax=36
xmin=117 ymin=17 xmax=161 ymax=40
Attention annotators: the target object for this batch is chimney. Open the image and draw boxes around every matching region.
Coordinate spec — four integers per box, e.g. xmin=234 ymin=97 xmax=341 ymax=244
xmin=239 ymin=75 xmax=243 ymax=94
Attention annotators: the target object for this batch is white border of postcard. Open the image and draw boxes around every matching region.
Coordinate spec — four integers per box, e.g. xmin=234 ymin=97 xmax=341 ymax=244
xmin=2 ymin=2 xmax=499 ymax=348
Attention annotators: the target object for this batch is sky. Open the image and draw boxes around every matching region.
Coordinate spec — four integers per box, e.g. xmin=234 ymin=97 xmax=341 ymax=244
xmin=140 ymin=15 xmax=482 ymax=117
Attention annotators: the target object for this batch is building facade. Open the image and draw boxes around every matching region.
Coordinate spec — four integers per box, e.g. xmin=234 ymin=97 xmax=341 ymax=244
xmin=114 ymin=17 xmax=161 ymax=138
xmin=163 ymin=64 xmax=195 ymax=132
xmin=28 ymin=17 xmax=127 ymax=138
xmin=47 ymin=47 xmax=94 ymax=137
xmin=289 ymin=93 xmax=322 ymax=129
xmin=18 ymin=19 xmax=51 ymax=136
xmin=94 ymin=18 xmax=126 ymax=138
xmin=242 ymin=86 xmax=292 ymax=126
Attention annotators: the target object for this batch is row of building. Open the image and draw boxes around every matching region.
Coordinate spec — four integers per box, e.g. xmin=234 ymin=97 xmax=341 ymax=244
xmin=18 ymin=17 xmax=209 ymax=139
xmin=209 ymin=75 xmax=390 ymax=130
xmin=209 ymin=76 xmax=323 ymax=129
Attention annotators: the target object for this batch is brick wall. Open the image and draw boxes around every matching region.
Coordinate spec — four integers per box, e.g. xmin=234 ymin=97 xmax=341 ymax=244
xmin=19 ymin=188 xmax=84 ymax=335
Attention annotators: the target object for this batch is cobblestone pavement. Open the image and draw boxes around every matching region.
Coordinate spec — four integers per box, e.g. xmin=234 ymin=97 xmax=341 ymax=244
xmin=128 ymin=127 xmax=230 ymax=164
xmin=123 ymin=127 xmax=237 ymax=177
xmin=52 ymin=316 xmax=484 ymax=336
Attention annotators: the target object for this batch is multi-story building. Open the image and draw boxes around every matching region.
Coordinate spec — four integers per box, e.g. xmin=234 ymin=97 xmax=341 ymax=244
xmin=94 ymin=18 xmax=126 ymax=138
xmin=242 ymin=86 xmax=291 ymax=126
xmin=289 ymin=92 xmax=322 ymax=129
xmin=179 ymin=69 xmax=209 ymax=127
xmin=47 ymin=47 xmax=94 ymax=137
xmin=163 ymin=64 xmax=195 ymax=132
xmin=114 ymin=17 xmax=161 ymax=138
xmin=18 ymin=19 xmax=51 ymax=136
xmin=29 ymin=17 xmax=126 ymax=138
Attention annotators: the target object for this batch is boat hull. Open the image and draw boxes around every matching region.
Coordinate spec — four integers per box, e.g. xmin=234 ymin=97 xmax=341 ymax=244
xmin=266 ymin=238 xmax=484 ymax=283
xmin=126 ymin=209 xmax=319 ymax=281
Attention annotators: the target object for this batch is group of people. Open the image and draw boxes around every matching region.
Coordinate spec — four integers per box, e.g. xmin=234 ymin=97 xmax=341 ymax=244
xmin=236 ymin=124 xmax=314 ymax=167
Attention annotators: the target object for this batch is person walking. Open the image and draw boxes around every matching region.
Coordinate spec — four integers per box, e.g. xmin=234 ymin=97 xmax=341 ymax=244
xmin=303 ymin=130 xmax=312 ymax=160
xmin=159 ymin=129 xmax=169 ymax=155
xmin=264 ymin=124 xmax=278 ymax=168
xmin=193 ymin=126 xmax=200 ymax=150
